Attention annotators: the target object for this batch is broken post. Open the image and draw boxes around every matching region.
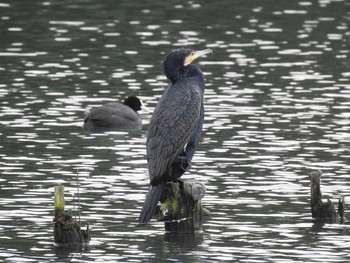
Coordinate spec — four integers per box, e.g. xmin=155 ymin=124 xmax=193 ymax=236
xmin=156 ymin=180 xmax=207 ymax=233
xmin=309 ymin=170 xmax=345 ymax=223
xmin=53 ymin=185 xmax=90 ymax=246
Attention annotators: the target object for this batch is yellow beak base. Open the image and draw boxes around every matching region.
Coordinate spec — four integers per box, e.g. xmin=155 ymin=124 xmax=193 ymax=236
xmin=184 ymin=48 xmax=213 ymax=66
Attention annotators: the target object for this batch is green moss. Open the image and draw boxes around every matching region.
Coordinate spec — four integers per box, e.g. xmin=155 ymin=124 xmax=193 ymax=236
xmin=54 ymin=186 xmax=65 ymax=218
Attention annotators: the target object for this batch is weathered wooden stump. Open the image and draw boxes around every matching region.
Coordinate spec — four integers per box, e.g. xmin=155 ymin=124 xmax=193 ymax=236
xmin=53 ymin=185 xmax=90 ymax=246
xmin=309 ymin=170 xmax=345 ymax=223
xmin=156 ymin=180 xmax=207 ymax=233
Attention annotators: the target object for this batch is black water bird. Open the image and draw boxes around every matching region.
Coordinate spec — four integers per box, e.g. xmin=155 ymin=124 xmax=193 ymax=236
xmin=83 ymin=96 xmax=143 ymax=131
xmin=138 ymin=48 xmax=213 ymax=225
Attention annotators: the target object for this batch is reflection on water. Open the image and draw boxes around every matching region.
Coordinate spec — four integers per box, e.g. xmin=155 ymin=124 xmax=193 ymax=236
xmin=1 ymin=0 xmax=350 ymax=262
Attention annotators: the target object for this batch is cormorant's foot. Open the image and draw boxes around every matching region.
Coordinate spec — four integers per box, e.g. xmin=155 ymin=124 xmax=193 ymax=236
xmin=178 ymin=155 xmax=191 ymax=172
xmin=169 ymin=155 xmax=191 ymax=180
xmin=176 ymin=179 xmax=185 ymax=189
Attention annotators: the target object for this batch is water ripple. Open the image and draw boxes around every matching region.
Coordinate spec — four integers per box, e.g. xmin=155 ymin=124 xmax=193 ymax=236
xmin=1 ymin=0 xmax=350 ymax=262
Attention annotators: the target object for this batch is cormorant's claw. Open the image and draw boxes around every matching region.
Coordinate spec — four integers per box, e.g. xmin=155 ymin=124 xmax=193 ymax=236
xmin=178 ymin=155 xmax=191 ymax=172
xmin=170 ymin=155 xmax=192 ymax=180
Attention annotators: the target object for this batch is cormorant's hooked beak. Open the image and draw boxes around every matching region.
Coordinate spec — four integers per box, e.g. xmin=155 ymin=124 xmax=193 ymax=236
xmin=184 ymin=48 xmax=213 ymax=66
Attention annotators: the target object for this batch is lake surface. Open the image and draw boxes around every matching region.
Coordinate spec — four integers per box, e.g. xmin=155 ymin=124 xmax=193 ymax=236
xmin=1 ymin=0 xmax=350 ymax=262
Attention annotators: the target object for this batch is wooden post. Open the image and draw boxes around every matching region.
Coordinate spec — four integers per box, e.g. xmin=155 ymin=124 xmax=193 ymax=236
xmin=156 ymin=180 xmax=207 ymax=233
xmin=53 ymin=185 xmax=90 ymax=246
xmin=309 ymin=170 xmax=345 ymax=223
xmin=54 ymin=185 xmax=65 ymax=219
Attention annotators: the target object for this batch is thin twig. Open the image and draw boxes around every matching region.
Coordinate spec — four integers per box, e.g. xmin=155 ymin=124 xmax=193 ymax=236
xmin=73 ymin=193 xmax=76 ymax=221
xmin=77 ymin=169 xmax=81 ymax=226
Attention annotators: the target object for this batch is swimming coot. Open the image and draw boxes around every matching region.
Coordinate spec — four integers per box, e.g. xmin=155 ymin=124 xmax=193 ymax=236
xmin=84 ymin=96 xmax=142 ymax=131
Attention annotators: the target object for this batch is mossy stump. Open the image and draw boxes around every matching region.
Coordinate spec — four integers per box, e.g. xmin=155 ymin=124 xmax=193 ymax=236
xmin=309 ymin=170 xmax=345 ymax=223
xmin=156 ymin=180 xmax=206 ymax=233
xmin=53 ymin=185 xmax=90 ymax=246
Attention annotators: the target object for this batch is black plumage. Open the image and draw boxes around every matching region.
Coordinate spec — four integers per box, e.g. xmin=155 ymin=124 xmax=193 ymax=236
xmin=83 ymin=96 xmax=142 ymax=131
xmin=138 ymin=48 xmax=213 ymax=225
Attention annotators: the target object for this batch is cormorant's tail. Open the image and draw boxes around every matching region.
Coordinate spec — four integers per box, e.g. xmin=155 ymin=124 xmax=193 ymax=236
xmin=138 ymin=183 xmax=165 ymax=225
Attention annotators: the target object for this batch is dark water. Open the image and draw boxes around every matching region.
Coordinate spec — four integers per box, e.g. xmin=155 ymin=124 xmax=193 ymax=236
xmin=1 ymin=0 xmax=350 ymax=262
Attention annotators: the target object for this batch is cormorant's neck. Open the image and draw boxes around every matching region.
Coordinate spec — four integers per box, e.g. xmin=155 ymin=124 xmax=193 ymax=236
xmin=166 ymin=64 xmax=204 ymax=84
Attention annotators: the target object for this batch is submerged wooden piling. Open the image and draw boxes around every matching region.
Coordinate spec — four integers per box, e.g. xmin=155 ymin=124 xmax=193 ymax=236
xmin=156 ymin=180 xmax=207 ymax=233
xmin=53 ymin=185 xmax=90 ymax=246
xmin=309 ymin=170 xmax=345 ymax=223
xmin=54 ymin=185 xmax=65 ymax=219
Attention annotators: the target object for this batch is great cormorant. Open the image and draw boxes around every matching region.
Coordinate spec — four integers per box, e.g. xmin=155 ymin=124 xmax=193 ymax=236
xmin=138 ymin=48 xmax=213 ymax=225
xmin=84 ymin=96 xmax=142 ymax=131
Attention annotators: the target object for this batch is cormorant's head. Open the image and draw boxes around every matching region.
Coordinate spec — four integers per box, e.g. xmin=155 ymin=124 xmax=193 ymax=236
xmin=163 ymin=48 xmax=213 ymax=83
